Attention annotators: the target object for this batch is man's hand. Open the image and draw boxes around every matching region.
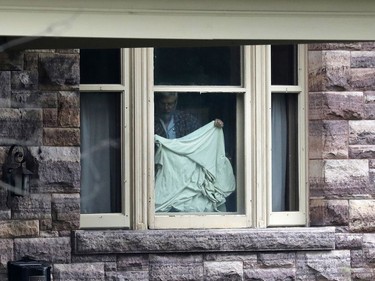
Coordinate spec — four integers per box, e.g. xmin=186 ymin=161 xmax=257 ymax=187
xmin=214 ymin=119 xmax=224 ymax=128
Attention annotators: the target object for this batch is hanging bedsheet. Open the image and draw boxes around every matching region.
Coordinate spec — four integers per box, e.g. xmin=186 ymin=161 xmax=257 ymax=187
xmin=155 ymin=121 xmax=236 ymax=212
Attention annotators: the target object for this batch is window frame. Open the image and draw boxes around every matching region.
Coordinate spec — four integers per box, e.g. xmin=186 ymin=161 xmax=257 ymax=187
xmin=79 ymin=49 xmax=131 ymax=229
xmin=79 ymin=45 xmax=308 ymax=229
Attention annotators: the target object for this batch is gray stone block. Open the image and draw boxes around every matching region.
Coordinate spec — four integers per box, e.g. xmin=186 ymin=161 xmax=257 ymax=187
xmin=74 ymin=228 xmax=335 ymax=255
xmin=11 ymin=91 xmax=57 ymax=108
xmin=53 ymin=263 xmax=105 ymax=281
xmin=14 ymin=237 xmax=70 ymax=263
xmin=0 ymin=71 xmax=11 ymax=108
xmin=10 ymin=194 xmax=51 ymax=220
xmin=0 ymin=239 xmax=13 ymax=271
xmin=204 ymin=261 xmax=243 ymax=281
xmin=244 ymin=268 xmax=295 ymax=281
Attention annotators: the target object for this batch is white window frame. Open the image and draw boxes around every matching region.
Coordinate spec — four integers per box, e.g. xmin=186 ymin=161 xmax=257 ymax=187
xmin=79 ymin=45 xmax=308 ymax=229
xmin=79 ymin=49 xmax=131 ymax=229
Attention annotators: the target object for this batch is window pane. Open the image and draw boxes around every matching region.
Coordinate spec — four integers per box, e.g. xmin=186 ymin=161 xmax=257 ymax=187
xmin=80 ymin=92 xmax=122 ymax=214
xmin=272 ymin=93 xmax=299 ymax=212
xmin=271 ymin=45 xmax=298 ymax=85
xmin=154 ymin=92 xmax=240 ymax=213
xmin=154 ymin=47 xmax=241 ymax=85
xmin=80 ymin=49 xmax=121 ymax=84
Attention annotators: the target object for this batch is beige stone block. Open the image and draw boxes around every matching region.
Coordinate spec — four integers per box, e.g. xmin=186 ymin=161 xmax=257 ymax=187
xmin=310 ymin=199 xmax=349 ymax=226
xmin=309 ymin=92 xmax=363 ymax=120
xmin=309 ymin=159 xmax=371 ymax=198
xmin=350 ymin=200 xmax=375 ymax=232
xmin=0 ymin=220 xmax=39 ymax=238
xmin=43 ymin=128 xmax=80 ymax=146
xmin=351 ymin=68 xmax=375 ymax=91
xmin=309 ymin=120 xmax=348 ymax=159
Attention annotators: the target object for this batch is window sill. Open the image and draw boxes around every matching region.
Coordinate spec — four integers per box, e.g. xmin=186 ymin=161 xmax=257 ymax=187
xmin=73 ymin=227 xmax=335 ymax=255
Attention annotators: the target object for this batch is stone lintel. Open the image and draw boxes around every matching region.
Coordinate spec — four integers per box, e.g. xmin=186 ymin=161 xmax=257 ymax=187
xmin=73 ymin=227 xmax=335 ymax=255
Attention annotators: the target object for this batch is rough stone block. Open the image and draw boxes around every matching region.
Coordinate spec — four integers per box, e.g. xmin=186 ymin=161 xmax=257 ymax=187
xmin=29 ymin=146 xmax=80 ymax=190
xmin=38 ymin=53 xmax=79 ymax=91
xmin=105 ymin=270 xmax=149 ymax=281
xmin=310 ymin=199 xmax=349 ymax=226
xmin=244 ymin=268 xmax=295 ymax=281
xmin=0 ymin=52 xmax=23 ymax=71
xmin=11 ymin=91 xmax=57 ymax=108
xmin=43 ymin=108 xmax=58 ymax=127
xmin=117 ymin=254 xmax=149 ymax=271
xmin=149 ymin=254 xmax=203 ymax=281
xmin=308 ymin=51 xmax=350 ymax=92
xmin=351 ymin=69 xmax=375 ymax=91
xmin=308 ymin=43 xmax=363 ymax=51
xmin=258 ymin=252 xmax=295 ymax=268
xmin=350 ymin=200 xmax=375 ymax=232
xmin=349 ymin=145 xmax=375 ymax=159
xmin=0 ymin=71 xmax=11 ymax=107
xmin=204 ymin=261 xmax=243 ymax=281
xmin=53 ymin=263 xmax=104 ymax=281
xmin=0 ymin=239 xmax=13 ymax=271
xmin=52 ymin=193 xmax=80 ymax=231
xmin=349 ymin=120 xmax=375 ymax=145
xmin=351 ymin=250 xmax=367 ymax=268
xmin=335 ymin=233 xmax=363 ymax=250
xmin=365 ymin=92 xmax=375 ymax=119
xmin=363 ymin=234 xmax=375 ymax=265
xmin=0 ymin=209 xmax=10 ymax=220
xmin=309 ymin=120 xmax=348 ymax=159
xmin=0 ymin=109 xmax=43 ymax=145
xmin=309 ymin=92 xmax=363 ymax=120
xmin=204 ymin=253 xmax=257 ymax=269
xmin=24 ymin=52 xmax=38 ymax=72
xmin=296 ymin=250 xmax=351 ymax=281
xmin=43 ymin=128 xmax=80 ymax=146
xmin=14 ymin=237 xmax=70 ymax=263
xmin=10 ymin=194 xmax=51 ymax=220
xmin=74 ymin=228 xmax=335 ymax=255
xmin=71 ymin=254 xmax=116 ymax=263
xmin=11 ymin=71 xmax=38 ymax=90
xmin=309 ymin=160 xmax=371 ymax=198
xmin=351 ymin=51 xmax=375 ymax=68
xmin=0 ymin=220 xmax=38 ymax=238
xmin=351 ymin=268 xmax=375 ymax=281
xmin=58 ymin=107 xmax=80 ymax=127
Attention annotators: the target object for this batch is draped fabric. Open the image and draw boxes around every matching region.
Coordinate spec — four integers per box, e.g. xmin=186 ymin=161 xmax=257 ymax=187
xmin=155 ymin=121 xmax=236 ymax=212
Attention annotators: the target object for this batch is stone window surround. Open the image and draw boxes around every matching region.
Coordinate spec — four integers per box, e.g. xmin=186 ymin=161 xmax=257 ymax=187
xmin=73 ymin=227 xmax=335 ymax=255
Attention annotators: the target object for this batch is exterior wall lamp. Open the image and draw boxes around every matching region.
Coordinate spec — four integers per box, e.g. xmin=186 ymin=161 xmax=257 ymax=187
xmin=3 ymin=145 xmax=33 ymax=196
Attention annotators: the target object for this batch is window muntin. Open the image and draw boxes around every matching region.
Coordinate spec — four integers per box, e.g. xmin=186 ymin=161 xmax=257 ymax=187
xmin=154 ymin=47 xmax=241 ymax=86
xmin=80 ymin=92 xmax=122 ymax=214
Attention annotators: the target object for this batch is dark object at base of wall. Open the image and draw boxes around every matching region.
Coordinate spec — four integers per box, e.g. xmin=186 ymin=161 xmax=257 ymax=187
xmin=7 ymin=256 xmax=51 ymax=281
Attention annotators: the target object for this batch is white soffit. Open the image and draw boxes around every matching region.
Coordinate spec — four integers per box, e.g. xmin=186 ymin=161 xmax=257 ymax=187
xmin=0 ymin=0 xmax=374 ymax=45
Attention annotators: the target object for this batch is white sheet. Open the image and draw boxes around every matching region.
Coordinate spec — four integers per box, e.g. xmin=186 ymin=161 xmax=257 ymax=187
xmin=155 ymin=121 xmax=236 ymax=212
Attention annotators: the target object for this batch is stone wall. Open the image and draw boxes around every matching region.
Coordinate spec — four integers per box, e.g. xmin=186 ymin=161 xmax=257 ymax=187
xmin=309 ymin=42 xmax=375 ymax=280
xmin=0 ymin=43 xmax=374 ymax=280
xmin=0 ymin=49 xmax=80 ymax=280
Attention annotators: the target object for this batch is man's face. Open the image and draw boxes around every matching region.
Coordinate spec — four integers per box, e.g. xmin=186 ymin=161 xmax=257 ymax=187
xmin=157 ymin=96 xmax=177 ymax=114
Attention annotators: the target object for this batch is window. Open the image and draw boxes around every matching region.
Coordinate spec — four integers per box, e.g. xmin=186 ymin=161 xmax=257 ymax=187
xmin=79 ymin=45 xmax=307 ymax=229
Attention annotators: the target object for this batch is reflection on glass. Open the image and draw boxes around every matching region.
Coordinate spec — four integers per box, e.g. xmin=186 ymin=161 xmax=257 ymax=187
xmin=272 ymin=93 xmax=299 ymax=212
xmin=271 ymin=45 xmax=298 ymax=85
xmin=80 ymin=49 xmax=121 ymax=84
xmin=154 ymin=92 xmax=238 ymax=213
xmin=154 ymin=47 xmax=241 ymax=85
xmin=80 ymin=92 xmax=122 ymax=214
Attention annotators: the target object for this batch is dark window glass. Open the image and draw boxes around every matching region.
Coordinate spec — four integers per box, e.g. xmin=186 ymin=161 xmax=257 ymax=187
xmin=154 ymin=92 xmax=240 ymax=213
xmin=80 ymin=92 xmax=122 ymax=213
xmin=271 ymin=45 xmax=298 ymax=85
xmin=80 ymin=49 xmax=121 ymax=84
xmin=271 ymin=93 xmax=299 ymax=212
xmin=154 ymin=47 xmax=241 ymax=85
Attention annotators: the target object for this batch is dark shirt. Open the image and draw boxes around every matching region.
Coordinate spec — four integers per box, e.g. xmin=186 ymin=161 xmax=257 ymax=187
xmin=154 ymin=110 xmax=200 ymax=138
